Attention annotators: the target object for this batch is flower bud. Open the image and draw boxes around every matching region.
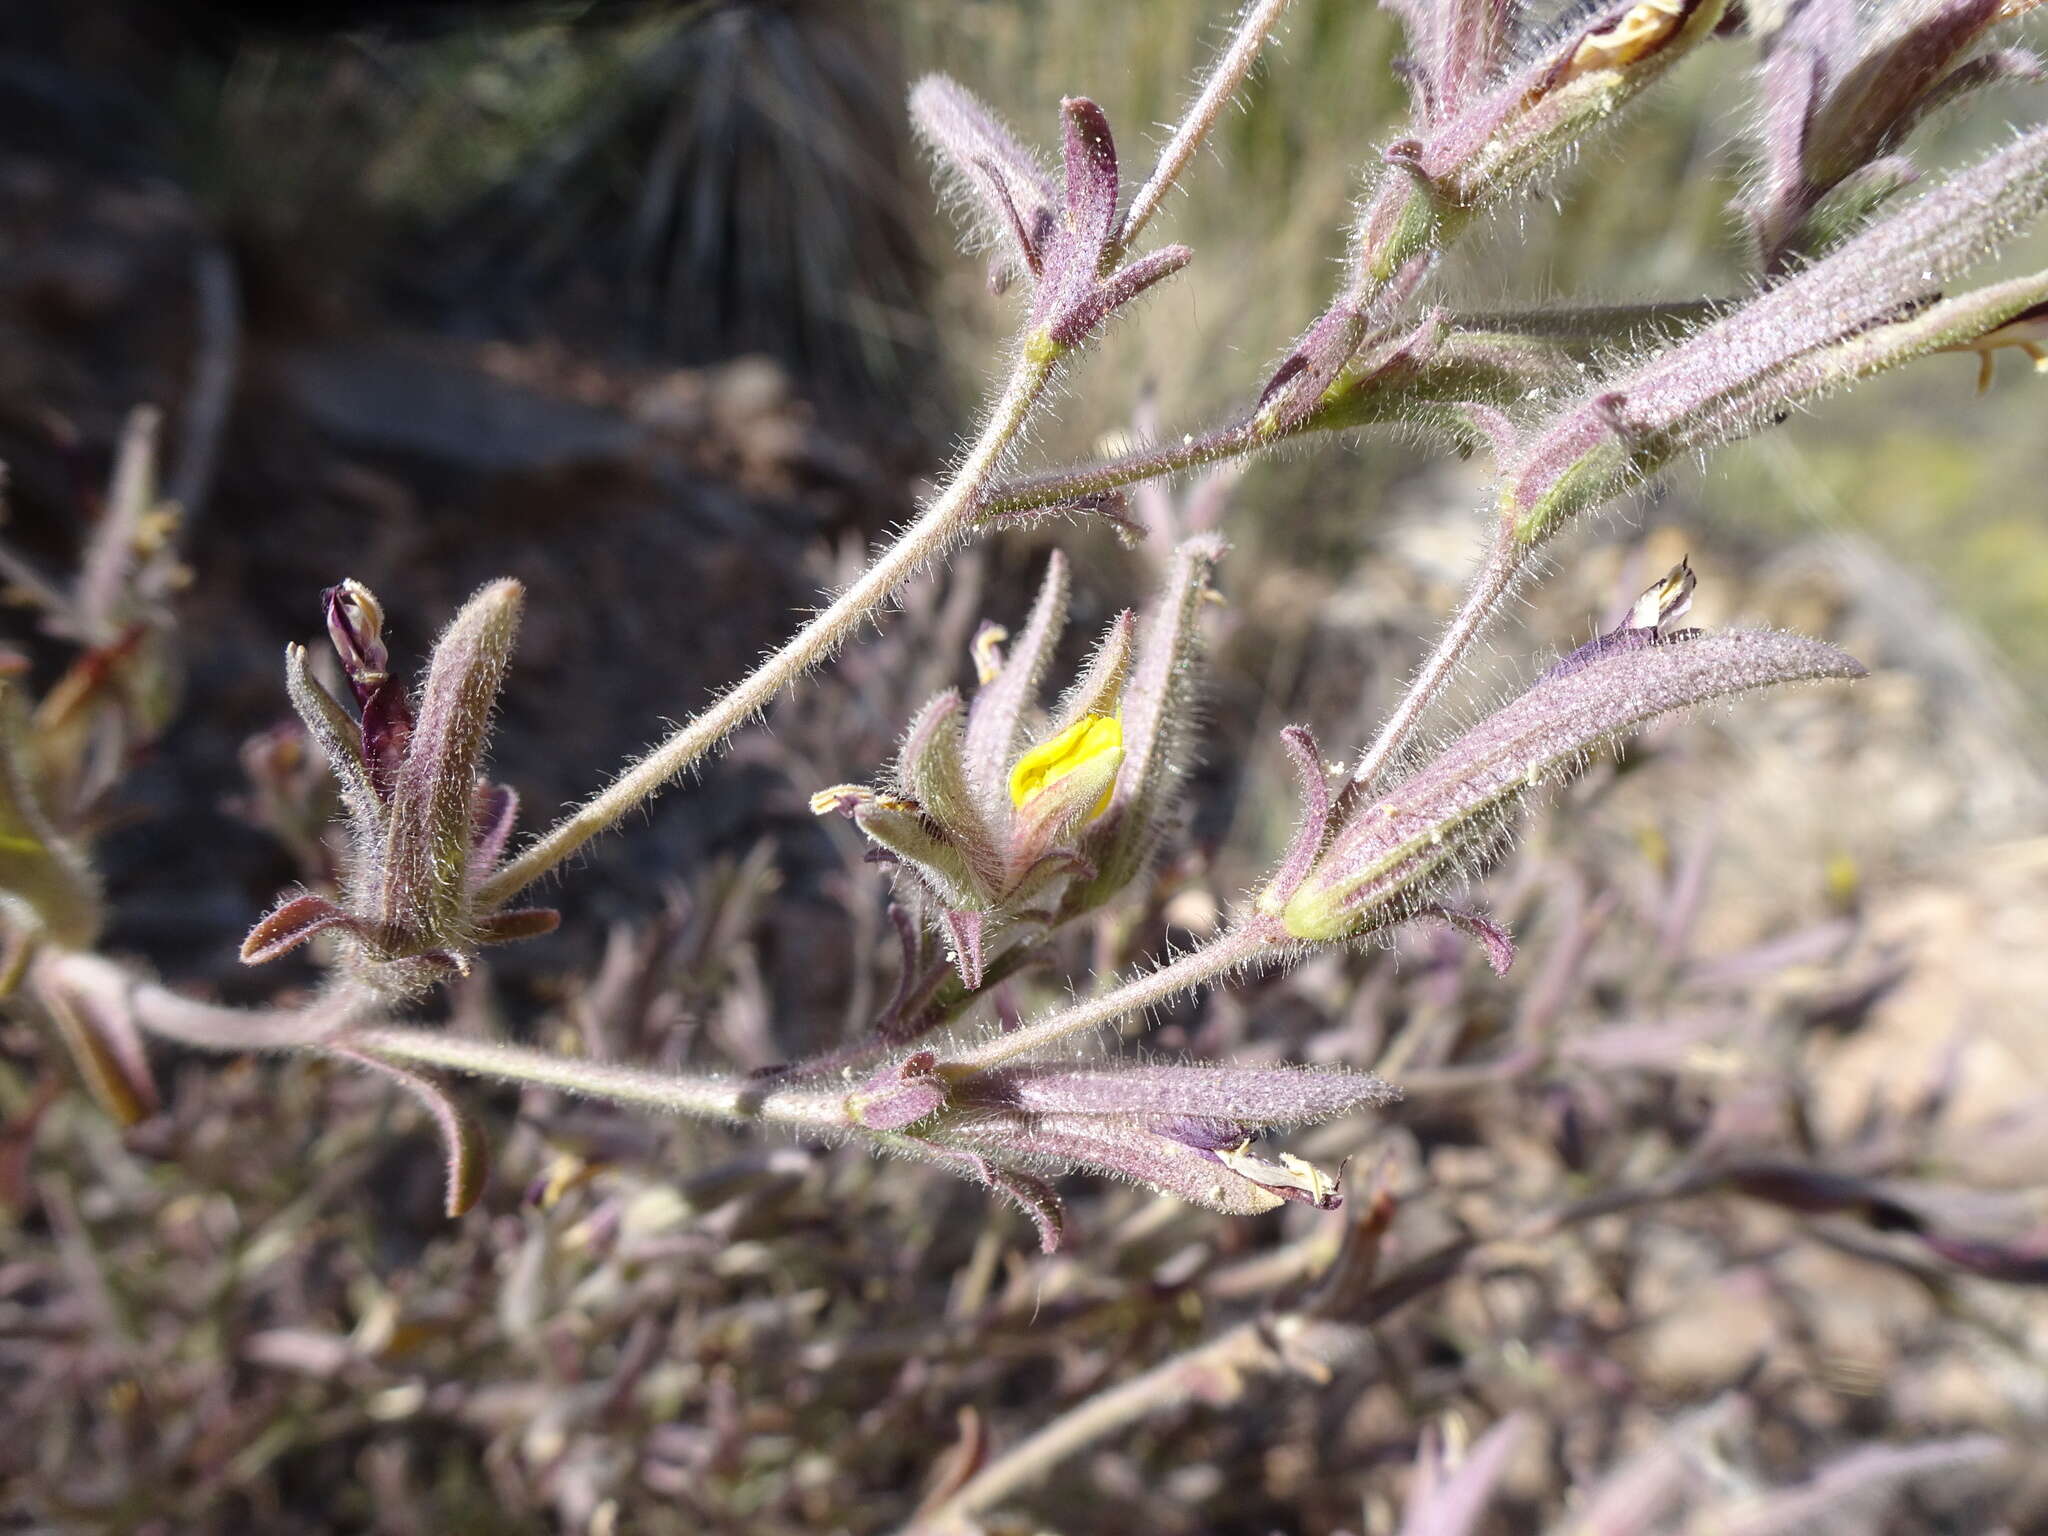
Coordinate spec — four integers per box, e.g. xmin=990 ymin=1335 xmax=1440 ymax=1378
xmin=252 ymin=582 xmax=550 ymax=996
xmin=846 ymin=1051 xmax=949 ymax=1131
xmin=323 ymin=578 xmax=413 ymax=797
xmin=1275 ymin=627 xmax=1863 ymax=943
xmin=1505 ymin=126 xmax=2048 ymax=546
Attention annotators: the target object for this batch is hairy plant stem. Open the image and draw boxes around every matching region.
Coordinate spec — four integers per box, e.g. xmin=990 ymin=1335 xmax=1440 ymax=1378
xmin=346 ymin=1025 xmax=854 ymax=1131
xmin=1115 ymin=0 xmax=1294 ymax=258
xmin=44 ymin=951 xmax=373 ymax=1051
xmin=1349 ymin=533 xmax=1518 ymax=788
xmin=479 ymin=354 xmax=1056 ymax=909
xmin=977 ymin=304 xmax=1724 ymax=524
xmin=983 ymin=422 xmax=1256 ymax=520
xmin=938 ymin=921 xmax=1287 ymax=1075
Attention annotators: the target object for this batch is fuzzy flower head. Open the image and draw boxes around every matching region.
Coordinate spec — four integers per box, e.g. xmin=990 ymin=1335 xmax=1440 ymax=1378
xmin=814 ymin=539 xmax=1223 ymax=988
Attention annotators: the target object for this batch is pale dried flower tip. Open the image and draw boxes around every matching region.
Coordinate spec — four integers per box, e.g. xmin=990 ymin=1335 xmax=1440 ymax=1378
xmin=1352 ymin=0 xmax=1728 ymax=295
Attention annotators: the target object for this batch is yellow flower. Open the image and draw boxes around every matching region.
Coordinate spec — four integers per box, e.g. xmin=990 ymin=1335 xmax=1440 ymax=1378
xmin=1008 ymin=714 xmax=1123 ymax=821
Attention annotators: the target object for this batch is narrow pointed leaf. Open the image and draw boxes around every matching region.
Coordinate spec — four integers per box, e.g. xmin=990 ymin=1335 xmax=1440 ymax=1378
xmin=899 ymin=691 xmax=1001 ymax=889
xmin=916 ymin=1144 xmax=1067 ymax=1253
xmin=474 ymin=908 xmax=560 ymax=946
xmin=1047 ymin=611 xmax=1135 ymax=735
xmin=1398 ymin=1412 xmax=1532 ymax=1536
xmin=0 ymin=683 xmax=101 ymax=948
xmin=909 ymin=75 xmax=1056 ymax=285
xmin=330 ymin=1046 xmax=490 ymax=1217
xmin=1074 ymin=537 xmax=1224 ymax=907
xmin=381 ymin=580 xmax=523 ymax=949
xmin=1059 ymin=97 xmax=1120 ymax=255
xmin=965 ymin=552 xmax=1069 ymax=805
xmin=76 ymin=406 xmax=162 ymax=642
xmin=948 ymin=1113 xmax=1288 ymax=1216
xmin=1103 ymin=538 xmax=1221 ymax=826
xmin=241 ymin=891 xmax=363 ymax=965
xmin=1259 ymin=306 xmax=1368 ymax=433
xmin=1807 ymin=0 xmax=2003 ymax=187
xmin=854 ymin=801 xmax=982 ymax=910
xmin=284 ymin=643 xmax=381 ymax=830
xmin=469 ymin=782 xmax=520 ymax=881
xmin=1508 ymin=126 xmax=2048 ymax=544
xmin=35 ymin=964 xmax=158 ymax=1126
xmin=1257 ymin=724 xmax=1336 ymax=916
xmin=940 ymin=908 xmax=988 ymax=990
xmin=956 ymin=1061 xmax=1396 ymax=1126
xmin=986 ymin=1165 xmax=1065 ymax=1254
xmin=1420 ymin=904 xmax=1517 ymax=976
xmin=1053 ymin=245 xmax=1193 ymax=345
xmin=1281 ymin=630 xmax=1863 ymax=941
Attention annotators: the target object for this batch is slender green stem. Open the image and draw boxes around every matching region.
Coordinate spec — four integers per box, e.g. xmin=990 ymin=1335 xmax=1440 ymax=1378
xmin=44 ymin=951 xmax=372 ymax=1050
xmin=981 ymin=422 xmax=1255 ymax=521
xmin=1350 ymin=533 xmax=1518 ymax=789
xmin=347 ymin=1025 xmax=854 ymax=1131
xmin=938 ymin=922 xmax=1286 ymax=1075
xmin=479 ymin=353 xmax=1056 ymax=909
xmin=1115 ymin=0 xmax=1294 ymax=258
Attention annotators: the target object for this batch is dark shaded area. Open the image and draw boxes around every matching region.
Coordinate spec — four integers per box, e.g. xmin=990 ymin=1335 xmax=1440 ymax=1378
xmin=0 ymin=0 xmax=937 ymax=997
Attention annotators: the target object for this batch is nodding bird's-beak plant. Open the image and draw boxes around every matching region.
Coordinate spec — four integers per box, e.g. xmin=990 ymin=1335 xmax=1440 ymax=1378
xmin=9 ymin=0 xmax=2048 ymax=1249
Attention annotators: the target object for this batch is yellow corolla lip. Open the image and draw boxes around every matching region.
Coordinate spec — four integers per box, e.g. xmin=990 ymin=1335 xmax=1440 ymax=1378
xmin=1008 ymin=713 xmax=1123 ymax=820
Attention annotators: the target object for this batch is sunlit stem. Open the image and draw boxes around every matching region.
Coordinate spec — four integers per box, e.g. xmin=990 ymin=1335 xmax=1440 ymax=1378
xmin=348 ymin=1025 xmax=854 ymax=1131
xmin=938 ymin=922 xmax=1287 ymax=1075
xmin=1350 ymin=535 xmax=1518 ymax=788
xmin=1116 ymin=0 xmax=1295 ymax=257
xmin=480 ymin=351 xmax=1057 ymax=909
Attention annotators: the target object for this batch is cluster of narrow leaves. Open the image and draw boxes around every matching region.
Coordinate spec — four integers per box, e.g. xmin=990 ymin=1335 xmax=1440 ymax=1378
xmin=9 ymin=0 xmax=2048 ymax=1531
xmin=847 ymin=1056 xmax=1397 ymax=1254
xmin=810 ymin=537 xmax=1218 ymax=995
xmin=1504 ymin=123 xmax=2048 ymax=545
xmin=908 ymin=78 xmax=1190 ymax=364
xmin=241 ymin=579 xmax=558 ymax=997
xmin=785 ymin=555 xmax=1864 ymax=1245
xmin=1742 ymin=0 xmax=2045 ymax=272
xmin=0 ymin=410 xmax=186 ymax=1127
